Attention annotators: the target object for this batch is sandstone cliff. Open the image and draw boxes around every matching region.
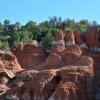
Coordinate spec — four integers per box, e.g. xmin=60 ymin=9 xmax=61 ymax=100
xmin=0 ymin=43 xmax=94 ymax=100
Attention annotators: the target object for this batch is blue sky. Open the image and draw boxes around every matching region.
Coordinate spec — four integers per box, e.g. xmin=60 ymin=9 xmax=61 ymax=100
xmin=0 ymin=0 xmax=99 ymax=24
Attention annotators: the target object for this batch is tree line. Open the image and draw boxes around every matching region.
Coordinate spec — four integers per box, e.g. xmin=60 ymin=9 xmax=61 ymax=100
xmin=0 ymin=16 xmax=98 ymax=50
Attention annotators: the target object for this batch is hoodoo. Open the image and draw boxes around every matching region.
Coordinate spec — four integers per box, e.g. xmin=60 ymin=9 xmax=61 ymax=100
xmin=64 ymin=29 xmax=75 ymax=46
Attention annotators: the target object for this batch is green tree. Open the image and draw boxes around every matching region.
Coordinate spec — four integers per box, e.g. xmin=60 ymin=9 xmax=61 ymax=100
xmin=2 ymin=41 xmax=10 ymax=50
xmin=78 ymin=20 xmax=90 ymax=32
xmin=0 ymin=40 xmax=3 ymax=48
xmin=4 ymin=19 xmax=10 ymax=26
xmin=10 ymin=30 xmax=33 ymax=44
xmin=0 ymin=22 xmax=3 ymax=33
xmin=42 ymin=31 xmax=53 ymax=48
xmin=15 ymin=22 xmax=21 ymax=30
xmin=25 ymin=21 xmax=41 ymax=40
xmin=25 ymin=21 xmax=36 ymax=31
xmin=64 ymin=19 xmax=77 ymax=30
xmin=49 ymin=16 xmax=62 ymax=29
xmin=39 ymin=21 xmax=50 ymax=28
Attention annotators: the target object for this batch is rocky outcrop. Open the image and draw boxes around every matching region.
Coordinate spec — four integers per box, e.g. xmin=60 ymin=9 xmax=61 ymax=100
xmin=0 ymin=43 xmax=93 ymax=100
xmin=41 ymin=44 xmax=82 ymax=69
xmin=52 ymin=45 xmax=65 ymax=53
xmin=0 ymin=30 xmax=96 ymax=100
xmin=86 ymin=26 xmax=100 ymax=51
xmin=5 ymin=61 xmax=93 ymax=100
xmin=89 ymin=52 xmax=100 ymax=99
xmin=60 ymin=44 xmax=82 ymax=66
xmin=11 ymin=44 xmax=46 ymax=69
xmin=0 ymin=52 xmax=22 ymax=74
xmin=44 ymin=53 xmax=62 ymax=68
xmin=49 ymin=65 xmax=93 ymax=100
xmin=86 ymin=27 xmax=97 ymax=51
xmin=54 ymin=31 xmax=65 ymax=41
xmin=0 ymin=52 xmax=22 ymax=98
xmin=64 ymin=29 xmax=75 ymax=46
xmin=52 ymin=31 xmax=65 ymax=53
xmin=73 ymin=30 xmax=83 ymax=45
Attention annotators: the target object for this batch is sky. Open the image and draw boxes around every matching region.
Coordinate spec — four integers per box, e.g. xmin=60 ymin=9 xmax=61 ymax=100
xmin=0 ymin=0 xmax=100 ymax=25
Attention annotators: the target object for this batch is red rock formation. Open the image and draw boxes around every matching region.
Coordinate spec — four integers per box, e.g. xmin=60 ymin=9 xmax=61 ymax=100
xmin=86 ymin=27 xmax=97 ymax=50
xmin=0 ymin=53 xmax=22 ymax=74
xmin=49 ymin=65 xmax=93 ymax=100
xmin=0 ymin=84 xmax=9 ymax=96
xmin=60 ymin=44 xmax=82 ymax=66
xmin=42 ymin=45 xmax=82 ymax=69
xmin=44 ymin=53 xmax=62 ymax=68
xmin=6 ymin=62 xmax=93 ymax=100
xmin=90 ymin=52 xmax=100 ymax=88
xmin=0 ymin=52 xmax=22 ymax=97
xmin=73 ymin=30 xmax=83 ymax=45
xmin=0 ymin=29 xmax=96 ymax=100
xmin=52 ymin=31 xmax=65 ymax=53
xmin=61 ymin=44 xmax=82 ymax=55
xmin=11 ymin=44 xmax=46 ymax=69
xmin=55 ymin=31 xmax=65 ymax=41
xmin=2 ymin=44 xmax=94 ymax=100
xmin=7 ymin=70 xmax=57 ymax=100
xmin=64 ymin=29 xmax=75 ymax=46
xmin=52 ymin=45 xmax=65 ymax=53
xmin=36 ymin=44 xmax=85 ymax=70
xmin=86 ymin=26 xmax=100 ymax=51
xmin=48 ymin=82 xmax=77 ymax=100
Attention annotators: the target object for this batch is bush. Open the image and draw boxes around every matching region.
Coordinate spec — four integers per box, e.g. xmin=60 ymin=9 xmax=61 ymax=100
xmin=42 ymin=31 xmax=53 ymax=48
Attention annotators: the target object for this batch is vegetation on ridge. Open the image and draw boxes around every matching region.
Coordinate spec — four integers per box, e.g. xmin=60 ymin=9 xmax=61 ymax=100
xmin=0 ymin=16 xmax=98 ymax=50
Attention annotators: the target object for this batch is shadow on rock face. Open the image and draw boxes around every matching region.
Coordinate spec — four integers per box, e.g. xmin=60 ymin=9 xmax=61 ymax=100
xmin=45 ymin=75 xmax=62 ymax=99
xmin=4 ymin=95 xmax=19 ymax=100
xmin=0 ymin=54 xmax=15 ymax=61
